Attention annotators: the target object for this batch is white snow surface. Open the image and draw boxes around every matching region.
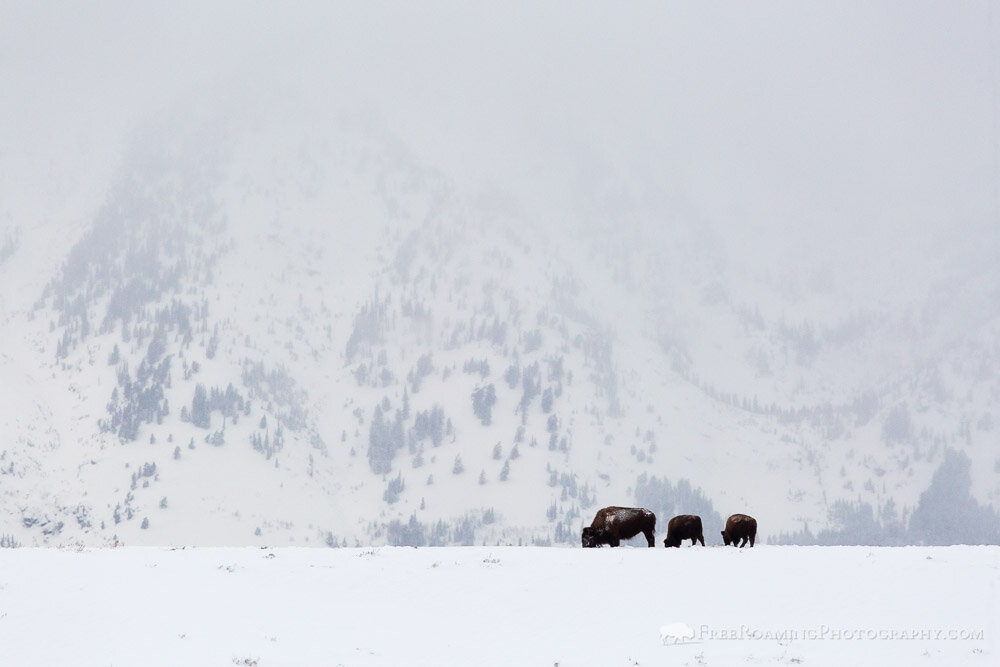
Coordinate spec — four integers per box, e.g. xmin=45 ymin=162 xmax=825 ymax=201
xmin=0 ymin=545 xmax=995 ymax=666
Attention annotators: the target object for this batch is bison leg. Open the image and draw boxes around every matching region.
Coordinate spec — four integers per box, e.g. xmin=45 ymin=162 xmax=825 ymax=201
xmin=696 ymin=535 xmax=705 ymax=547
xmin=644 ymin=530 xmax=655 ymax=547
xmin=738 ymin=536 xmax=747 ymax=548
xmin=610 ymin=537 xmax=620 ymax=547
xmin=749 ymin=534 xmax=755 ymax=548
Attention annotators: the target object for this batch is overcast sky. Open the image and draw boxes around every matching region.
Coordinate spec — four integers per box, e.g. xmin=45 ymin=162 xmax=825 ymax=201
xmin=2 ymin=2 xmax=997 ymax=276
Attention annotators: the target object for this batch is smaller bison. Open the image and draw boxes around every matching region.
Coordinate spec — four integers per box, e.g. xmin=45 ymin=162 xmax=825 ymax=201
xmin=721 ymin=513 xmax=757 ymax=548
xmin=663 ymin=514 xmax=705 ymax=548
xmin=581 ymin=506 xmax=657 ymax=548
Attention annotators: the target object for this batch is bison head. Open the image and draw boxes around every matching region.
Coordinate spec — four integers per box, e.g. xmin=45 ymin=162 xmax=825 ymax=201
xmin=721 ymin=530 xmax=732 ymax=546
xmin=581 ymin=526 xmax=607 ymax=548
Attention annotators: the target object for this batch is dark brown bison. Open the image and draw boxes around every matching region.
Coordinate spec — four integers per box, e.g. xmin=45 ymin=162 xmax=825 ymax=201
xmin=721 ymin=513 xmax=757 ymax=547
xmin=663 ymin=514 xmax=705 ymax=548
xmin=581 ymin=506 xmax=657 ymax=547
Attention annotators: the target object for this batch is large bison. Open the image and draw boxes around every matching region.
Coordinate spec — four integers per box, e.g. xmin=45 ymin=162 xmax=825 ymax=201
xmin=663 ymin=514 xmax=705 ymax=548
xmin=581 ymin=506 xmax=657 ymax=548
xmin=721 ymin=513 xmax=757 ymax=548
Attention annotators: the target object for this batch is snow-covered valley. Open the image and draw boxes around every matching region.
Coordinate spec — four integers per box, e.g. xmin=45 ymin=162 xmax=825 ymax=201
xmin=0 ymin=545 xmax=996 ymax=666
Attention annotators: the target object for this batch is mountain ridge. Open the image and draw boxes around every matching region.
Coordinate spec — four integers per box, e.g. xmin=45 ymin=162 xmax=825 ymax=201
xmin=1 ymin=96 xmax=998 ymax=548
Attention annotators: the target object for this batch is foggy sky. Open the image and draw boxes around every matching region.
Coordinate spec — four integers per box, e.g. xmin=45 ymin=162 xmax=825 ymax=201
xmin=2 ymin=2 xmax=997 ymax=277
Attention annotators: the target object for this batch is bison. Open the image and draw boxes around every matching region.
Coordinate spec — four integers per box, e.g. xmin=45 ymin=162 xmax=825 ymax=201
xmin=663 ymin=514 xmax=705 ymax=548
xmin=721 ymin=513 xmax=757 ymax=547
xmin=581 ymin=506 xmax=657 ymax=548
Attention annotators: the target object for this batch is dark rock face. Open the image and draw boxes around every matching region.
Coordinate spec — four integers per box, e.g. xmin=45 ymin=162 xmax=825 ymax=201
xmin=663 ymin=514 xmax=705 ymax=548
xmin=721 ymin=513 xmax=757 ymax=548
xmin=582 ymin=506 xmax=657 ymax=548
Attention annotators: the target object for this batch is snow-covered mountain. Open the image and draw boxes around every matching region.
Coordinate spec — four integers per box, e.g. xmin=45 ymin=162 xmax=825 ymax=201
xmin=2 ymin=4 xmax=997 ymax=548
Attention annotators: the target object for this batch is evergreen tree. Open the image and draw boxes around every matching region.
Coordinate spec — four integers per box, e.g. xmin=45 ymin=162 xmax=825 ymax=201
xmin=383 ymin=473 xmax=405 ymax=504
xmin=191 ymin=383 xmax=210 ymax=429
xmin=387 ymin=513 xmax=426 ymax=547
xmin=367 ymin=404 xmax=392 ymax=474
xmin=541 ymin=387 xmax=554 ymax=413
xmin=391 ymin=412 xmax=405 ymax=453
xmin=206 ymin=325 xmax=219 ymax=359
xmin=472 ymin=383 xmax=497 ymax=426
xmin=909 ymin=449 xmax=1000 ymax=545
xmin=504 ymin=363 xmax=520 ymax=389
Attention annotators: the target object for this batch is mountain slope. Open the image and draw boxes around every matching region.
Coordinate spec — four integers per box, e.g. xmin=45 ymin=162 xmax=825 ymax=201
xmin=1 ymin=86 xmax=998 ymax=548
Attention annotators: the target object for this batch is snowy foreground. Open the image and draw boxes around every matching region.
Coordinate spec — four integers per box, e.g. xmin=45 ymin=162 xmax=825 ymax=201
xmin=0 ymin=545 xmax=996 ymax=666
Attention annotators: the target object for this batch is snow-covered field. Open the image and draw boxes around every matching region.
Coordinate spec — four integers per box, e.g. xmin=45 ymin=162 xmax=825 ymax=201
xmin=1 ymin=545 xmax=995 ymax=666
